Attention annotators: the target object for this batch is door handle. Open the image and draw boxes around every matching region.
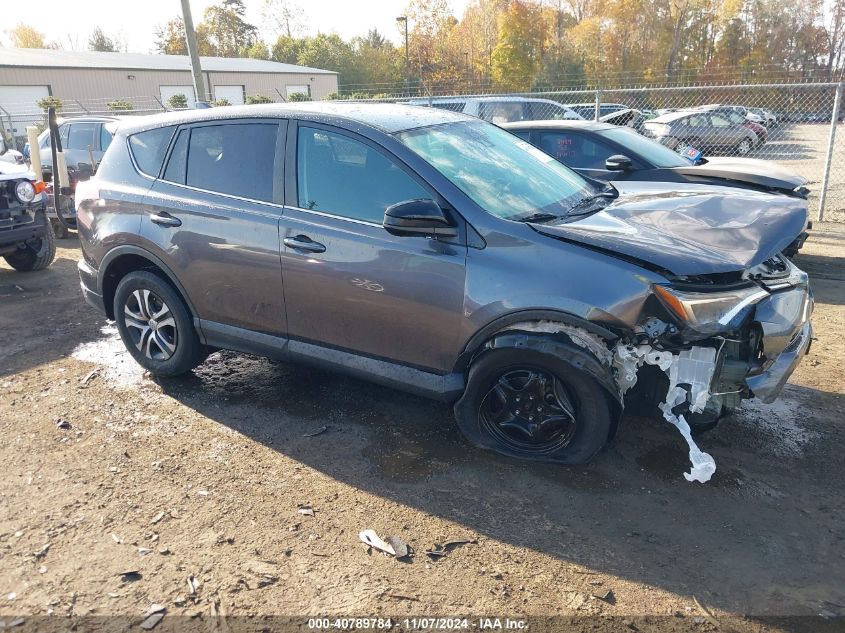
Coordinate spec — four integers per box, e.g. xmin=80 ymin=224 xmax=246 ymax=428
xmin=284 ymin=235 xmax=326 ymax=253
xmin=150 ymin=212 xmax=182 ymax=228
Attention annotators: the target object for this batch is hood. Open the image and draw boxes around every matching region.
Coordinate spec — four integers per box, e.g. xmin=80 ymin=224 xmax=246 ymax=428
xmin=670 ymin=157 xmax=807 ymax=191
xmin=0 ymin=161 xmax=34 ymax=179
xmin=531 ymin=181 xmax=809 ymax=276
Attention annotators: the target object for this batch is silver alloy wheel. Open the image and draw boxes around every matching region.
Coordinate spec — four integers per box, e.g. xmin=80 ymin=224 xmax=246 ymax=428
xmin=737 ymin=138 xmax=752 ymax=155
xmin=123 ymin=289 xmax=178 ymax=361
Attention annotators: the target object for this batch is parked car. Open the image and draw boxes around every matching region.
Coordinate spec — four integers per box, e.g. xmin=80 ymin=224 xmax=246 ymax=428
xmin=747 ymin=107 xmax=777 ymax=127
xmin=406 ymin=96 xmax=582 ymax=123
xmin=0 ymin=135 xmax=55 ymax=271
xmin=75 ymin=103 xmax=812 ymax=465
xmin=502 ymin=120 xmax=810 ymax=254
xmin=693 ymin=105 xmax=768 ymax=146
xmin=642 ymin=111 xmax=759 ymax=156
xmin=565 ymin=103 xmax=631 ymax=119
xmin=31 ymin=116 xmax=121 ymax=235
xmin=598 ymin=108 xmax=647 ymax=133
xmin=33 ymin=115 xmax=121 ymax=181
xmin=698 ymin=104 xmax=765 ymax=125
xmin=0 ymin=145 xmax=25 ymax=165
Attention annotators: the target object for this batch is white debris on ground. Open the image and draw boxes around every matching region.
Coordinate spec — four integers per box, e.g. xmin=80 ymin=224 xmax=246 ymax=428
xmin=72 ymin=325 xmax=148 ymax=387
xmin=614 ymin=343 xmax=718 ymax=484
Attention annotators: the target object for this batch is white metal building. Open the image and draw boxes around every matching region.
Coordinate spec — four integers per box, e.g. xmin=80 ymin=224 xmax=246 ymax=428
xmin=0 ymin=48 xmax=338 ymax=145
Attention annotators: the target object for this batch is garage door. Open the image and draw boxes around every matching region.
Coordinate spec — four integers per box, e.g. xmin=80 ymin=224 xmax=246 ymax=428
xmin=213 ymin=85 xmax=244 ymax=105
xmin=0 ymin=85 xmax=50 ymax=149
xmin=160 ymin=85 xmax=196 ymax=108
xmin=286 ymin=85 xmax=310 ymax=99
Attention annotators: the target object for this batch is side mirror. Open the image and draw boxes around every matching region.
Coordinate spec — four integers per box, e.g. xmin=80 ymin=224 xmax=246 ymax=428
xmin=384 ymin=199 xmax=457 ymax=238
xmin=605 ymin=154 xmax=633 ymax=171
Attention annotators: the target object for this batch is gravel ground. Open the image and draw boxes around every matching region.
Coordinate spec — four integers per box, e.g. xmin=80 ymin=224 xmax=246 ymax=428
xmin=0 ymin=226 xmax=843 ymax=632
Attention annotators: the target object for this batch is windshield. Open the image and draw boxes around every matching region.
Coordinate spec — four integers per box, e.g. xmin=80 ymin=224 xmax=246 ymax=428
xmin=598 ymin=127 xmax=692 ymax=168
xmin=396 ymin=120 xmax=595 ymax=221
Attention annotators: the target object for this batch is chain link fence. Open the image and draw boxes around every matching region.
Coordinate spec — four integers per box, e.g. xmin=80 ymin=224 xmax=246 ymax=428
xmin=2 ymin=81 xmax=843 ymax=221
xmin=356 ymin=82 xmax=845 ymax=222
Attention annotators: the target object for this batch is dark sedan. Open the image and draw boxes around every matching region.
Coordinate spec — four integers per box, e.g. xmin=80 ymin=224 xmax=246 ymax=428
xmin=502 ymin=120 xmax=807 ymax=196
xmin=502 ymin=120 xmax=810 ymax=254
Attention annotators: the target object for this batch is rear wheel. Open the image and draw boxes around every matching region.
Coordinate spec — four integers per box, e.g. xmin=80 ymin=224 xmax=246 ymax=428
xmin=3 ymin=214 xmax=56 ymax=271
xmin=735 ymin=138 xmax=753 ymax=156
xmin=113 ymin=271 xmax=203 ymax=377
xmin=454 ymin=347 xmax=612 ymax=464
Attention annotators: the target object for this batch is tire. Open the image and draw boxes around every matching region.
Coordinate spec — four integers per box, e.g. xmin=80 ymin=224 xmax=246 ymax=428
xmin=51 ymin=219 xmax=69 ymax=239
xmin=3 ymin=214 xmax=56 ymax=271
xmin=454 ymin=346 xmax=613 ymax=464
xmin=735 ymin=138 xmax=753 ymax=156
xmin=113 ymin=270 xmax=203 ymax=377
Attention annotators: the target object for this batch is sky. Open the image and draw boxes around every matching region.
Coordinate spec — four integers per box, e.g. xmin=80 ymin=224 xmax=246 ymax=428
xmin=1 ymin=0 xmax=472 ymax=53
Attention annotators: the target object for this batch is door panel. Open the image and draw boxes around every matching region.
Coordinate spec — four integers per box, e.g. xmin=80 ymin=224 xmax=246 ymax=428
xmin=140 ymin=121 xmax=286 ymax=335
xmin=280 ymin=210 xmax=466 ymax=372
xmin=280 ymin=122 xmax=467 ymax=373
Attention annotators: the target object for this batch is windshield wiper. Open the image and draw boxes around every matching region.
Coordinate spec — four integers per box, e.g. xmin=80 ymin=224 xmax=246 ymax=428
xmin=517 ymin=212 xmax=561 ymax=223
xmin=567 ymin=185 xmax=619 ymax=216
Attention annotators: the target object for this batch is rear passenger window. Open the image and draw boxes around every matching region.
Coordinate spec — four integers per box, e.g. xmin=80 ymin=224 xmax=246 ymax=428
xmin=129 ymin=126 xmax=175 ymax=176
xmin=67 ymin=122 xmax=98 ymax=151
xmin=185 ymin=123 xmax=276 ymax=202
xmin=297 ymin=126 xmax=429 ymax=223
xmin=163 ymin=128 xmax=189 ymax=184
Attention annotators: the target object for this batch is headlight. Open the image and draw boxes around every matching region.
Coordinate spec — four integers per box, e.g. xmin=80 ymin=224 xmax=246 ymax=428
xmin=14 ymin=180 xmax=36 ymax=203
xmin=654 ymin=284 xmax=769 ymax=332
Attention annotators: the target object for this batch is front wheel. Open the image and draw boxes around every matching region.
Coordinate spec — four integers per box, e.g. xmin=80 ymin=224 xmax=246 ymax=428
xmin=3 ymin=214 xmax=56 ymax=271
xmin=454 ymin=347 xmax=613 ymax=464
xmin=113 ymin=271 xmax=203 ymax=377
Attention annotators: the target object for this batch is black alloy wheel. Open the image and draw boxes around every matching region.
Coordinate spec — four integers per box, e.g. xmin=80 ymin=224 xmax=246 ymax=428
xmin=479 ymin=367 xmax=578 ymax=455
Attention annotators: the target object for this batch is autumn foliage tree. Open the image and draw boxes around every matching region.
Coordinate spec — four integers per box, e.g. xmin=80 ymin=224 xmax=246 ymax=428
xmin=152 ymin=0 xmax=844 ymax=95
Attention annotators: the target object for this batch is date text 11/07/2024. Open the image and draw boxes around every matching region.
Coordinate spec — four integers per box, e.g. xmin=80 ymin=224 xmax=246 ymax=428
xmin=306 ymin=617 xmax=528 ymax=629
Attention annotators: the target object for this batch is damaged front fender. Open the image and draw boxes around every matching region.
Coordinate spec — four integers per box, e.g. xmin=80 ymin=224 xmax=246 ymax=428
xmin=486 ymin=322 xmax=623 ymax=417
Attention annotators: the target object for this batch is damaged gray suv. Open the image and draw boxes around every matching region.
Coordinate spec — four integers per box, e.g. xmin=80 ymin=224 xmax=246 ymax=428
xmin=75 ymin=103 xmax=812 ymax=467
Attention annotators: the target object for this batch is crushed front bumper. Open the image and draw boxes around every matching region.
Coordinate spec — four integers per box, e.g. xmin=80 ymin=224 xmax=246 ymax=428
xmin=746 ymin=321 xmax=812 ymax=403
xmin=742 ymin=284 xmax=813 ymax=403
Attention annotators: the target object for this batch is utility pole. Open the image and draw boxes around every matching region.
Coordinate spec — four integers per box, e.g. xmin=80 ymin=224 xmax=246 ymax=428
xmin=180 ymin=0 xmax=207 ymax=104
xmin=396 ymin=15 xmax=409 ymax=96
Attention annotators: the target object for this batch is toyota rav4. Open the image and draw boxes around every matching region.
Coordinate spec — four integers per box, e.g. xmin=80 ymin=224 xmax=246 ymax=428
xmin=74 ymin=103 xmax=812 ymax=474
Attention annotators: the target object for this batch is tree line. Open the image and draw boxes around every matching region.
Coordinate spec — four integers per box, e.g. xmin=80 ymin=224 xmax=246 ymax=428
xmin=153 ymin=0 xmax=845 ymax=94
xmin=7 ymin=0 xmax=845 ymax=95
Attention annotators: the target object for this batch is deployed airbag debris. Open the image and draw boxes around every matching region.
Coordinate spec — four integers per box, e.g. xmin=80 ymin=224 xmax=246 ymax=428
xmin=613 ymin=343 xmax=718 ymax=483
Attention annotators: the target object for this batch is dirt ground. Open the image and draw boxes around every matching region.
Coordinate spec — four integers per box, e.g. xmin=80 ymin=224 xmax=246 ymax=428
xmin=1 ymin=225 xmax=844 ymax=632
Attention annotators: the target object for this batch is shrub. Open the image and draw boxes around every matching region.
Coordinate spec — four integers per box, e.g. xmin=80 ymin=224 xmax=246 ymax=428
xmin=245 ymin=94 xmax=274 ymax=105
xmin=166 ymin=93 xmax=188 ymax=109
xmin=107 ymin=99 xmax=133 ymax=111
xmin=213 ymin=98 xmax=231 ymax=106
xmin=37 ymin=96 xmax=63 ymax=113
xmin=288 ymin=92 xmax=310 ymax=102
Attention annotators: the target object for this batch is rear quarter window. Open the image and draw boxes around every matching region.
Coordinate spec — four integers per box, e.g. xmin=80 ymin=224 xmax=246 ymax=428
xmin=128 ymin=126 xmax=176 ymax=176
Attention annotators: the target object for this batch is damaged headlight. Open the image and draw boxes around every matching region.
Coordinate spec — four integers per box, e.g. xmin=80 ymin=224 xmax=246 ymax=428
xmin=654 ymin=284 xmax=769 ymax=332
